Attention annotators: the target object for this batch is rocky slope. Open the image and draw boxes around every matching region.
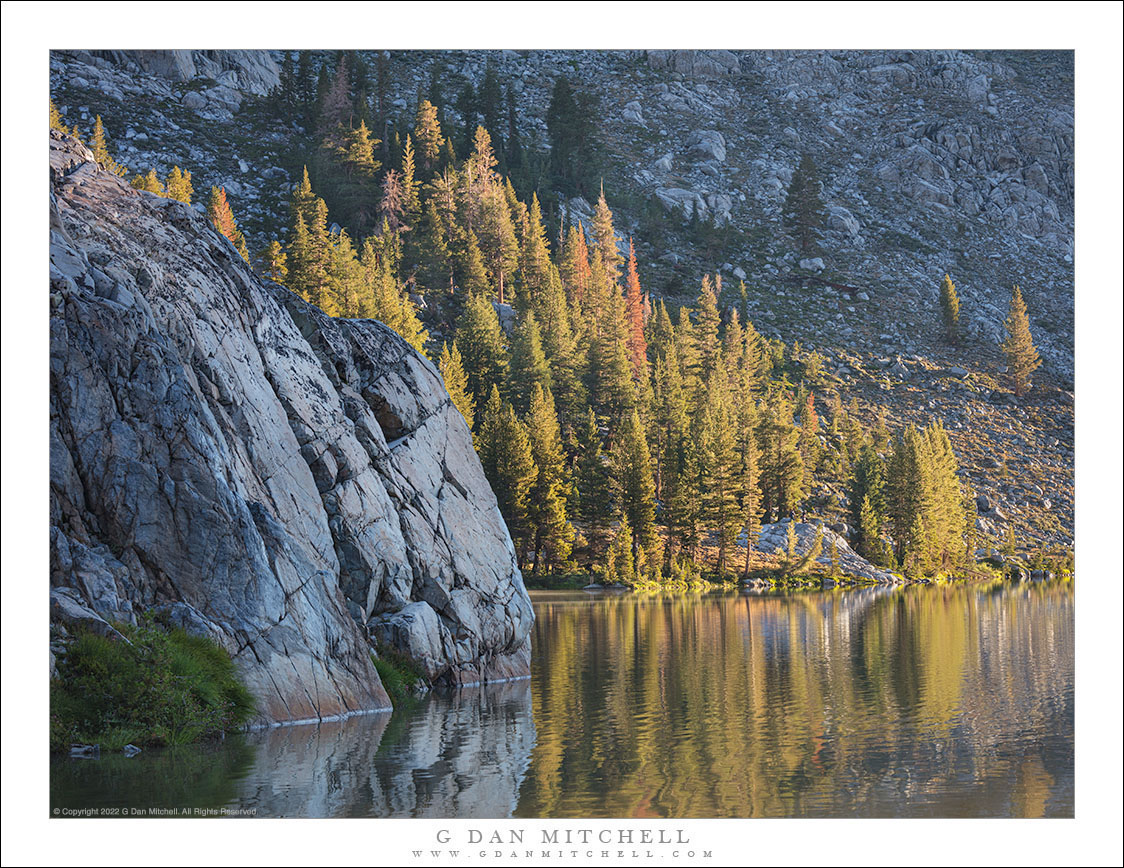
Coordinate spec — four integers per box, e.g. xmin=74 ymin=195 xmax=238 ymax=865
xmin=49 ymin=131 xmax=533 ymax=724
xmin=47 ymin=48 xmax=1075 ymax=554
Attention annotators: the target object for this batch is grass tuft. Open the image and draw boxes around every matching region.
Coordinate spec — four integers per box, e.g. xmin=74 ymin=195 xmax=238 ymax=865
xmin=50 ymin=616 xmax=254 ymax=753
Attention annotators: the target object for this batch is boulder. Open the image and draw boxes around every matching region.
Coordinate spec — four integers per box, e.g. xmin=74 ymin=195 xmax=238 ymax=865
xmin=753 ymin=521 xmax=903 ymax=584
xmin=654 ymin=187 xmax=709 ymax=220
xmin=826 ymin=204 xmax=861 ymax=236
xmin=686 ymin=130 xmax=727 ymax=163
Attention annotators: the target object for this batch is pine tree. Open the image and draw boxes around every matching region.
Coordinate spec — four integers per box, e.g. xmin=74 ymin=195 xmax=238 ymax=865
xmin=413 ymin=99 xmax=445 ymax=174
xmin=400 ymin=134 xmax=421 ymax=229
xmin=476 ymin=386 xmax=537 ymax=559
xmin=695 ymin=274 xmax=722 ymax=379
xmin=559 ymin=224 xmax=591 ymax=309
xmin=438 ymin=341 xmax=475 ymax=430
xmin=757 ymin=391 xmax=806 ymax=521
xmin=130 ymin=169 xmax=164 ymax=195
xmin=886 ymin=425 xmax=931 ymax=569
xmin=508 ymin=311 xmax=552 ymax=415
xmin=319 ymin=53 xmax=352 ymax=140
xmin=623 ymin=239 xmax=649 ymax=379
xmin=458 ymin=229 xmax=492 ymax=300
xmin=592 ymin=188 xmax=622 ymax=282
xmin=799 ymin=391 xmax=821 ymax=488
xmin=362 ymin=243 xmax=428 ymax=353
xmin=206 ymin=186 xmax=250 ymax=262
xmin=456 ymin=292 xmax=509 ymax=409
xmin=583 ymin=248 xmax=635 ymax=429
xmin=1000 ymin=285 xmax=1042 ymax=398
xmin=546 ymin=76 xmax=597 ymax=196
xmin=740 ymin=416 xmax=763 ymax=579
xmin=700 ymin=368 xmax=741 ymax=575
xmin=524 ymin=384 xmax=574 ymax=573
xmin=476 ymin=185 xmax=519 ymax=304
xmin=610 ymin=407 xmax=657 ymax=562
xmin=264 ymin=240 xmax=288 ymax=284
xmin=939 ymin=273 xmax=961 ymax=344
xmin=849 ymin=444 xmax=887 ymax=561
xmin=478 ymin=60 xmax=504 ymax=152
xmin=326 ymin=227 xmax=362 ymax=317
xmin=164 ymin=166 xmax=193 ymax=204
xmin=89 ymin=115 xmax=127 ymax=177
xmin=379 ymin=169 xmax=407 ymax=234
xmin=574 ymin=408 xmax=612 ymax=569
xmin=50 ymin=98 xmax=69 ymax=134
xmin=782 ymin=153 xmax=825 ymax=255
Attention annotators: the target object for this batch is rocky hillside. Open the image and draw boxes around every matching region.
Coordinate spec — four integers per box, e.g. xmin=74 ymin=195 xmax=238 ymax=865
xmin=48 ymin=48 xmax=1075 ymax=554
xmin=49 ymin=131 xmax=533 ymax=724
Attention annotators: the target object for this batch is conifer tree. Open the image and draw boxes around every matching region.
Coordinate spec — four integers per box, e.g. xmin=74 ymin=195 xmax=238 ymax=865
xmin=414 ymin=99 xmax=445 ymax=173
xmin=287 ymin=212 xmax=317 ymax=305
xmin=610 ymin=407 xmax=657 ymax=561
xmin=400 ymin=134 xmax=421 ymax=229
xmin=574 ymin=408 xmax=612 ymax=569
xmin=782 ymin=152 xmax=825 ymax=254
xmin=264 ymin=240 xmax=288 ymax=284
xmin=439 ymin=341 xmax=475 ymax=430
xmin=456 ymin=292 xmax=509 ymax=409
xmin=319 ymin=54 xmax=352 ymax=140
xmin=939 ymin=273 xmax=961 ymax=344
xmin=164 ymin=166 xmax=193 ymax=204
xmin=362 ymin=243 xmax=428 ymax=353
xmin=206 ymin=186 xmax=250 ymax=262
xmin=379 ymin=169 xmax=407 ymax=234
xmin=547 ymin=76 xmax=597 ymax=196
xmin=623 ymin=239 xmax=649 ymax=379
xmin=524 ymin=384 xmax=574 ymax=573
xmin=592 ymin=189 xmax=623 ymax=283
xmin=583 ymin=248 xmax=635 ymax=429
xmin=326 ymin=228 xmax=362 ymax=317
xmin=647 ymin=299 xmax=676 ymax=363
xmin=90 ymin=115 xmax=127 ymax=177
xmin=604 ymin=516 xmax=637 ymax=586
xmin=509 ymin=312 xmax=552 ymax=415
xmin=695 ymin=274 xmax=722 ymax=380
xmin=799 ymin=391 xmax=821 ymax=487
xmin=50 ymin=98 xmax=68 ymax=134
xmin=757 ymin=392 xmax=806 ymax=521
xmin=849 ymin=444 xmax=887 ymax=561
xmin=740 ymin=417 xmax=763 ymax=579
xmin=458 ymin=229 xmax=492 ymax=300
xmin=130 ymin=169 xmax=164 ymax=195
xmin=1000 ymin=285 xmax=1042 ymax=397
xmin=478 ymin=60 xmax=504 ymax=154
xmin=700 ymin=368 xmax=741 ymax=575
xmin=291 ymin=166 xmax=319 ymax=227
xmin=476 ymin=185 xmax=519 ymax=304
xmin=476 ymin=386 xmax=537 ymax=558
xmin=651 ymin=341 xmax=688 ymax=501
xmin=886 ymin=426 xmax=931 ymax=569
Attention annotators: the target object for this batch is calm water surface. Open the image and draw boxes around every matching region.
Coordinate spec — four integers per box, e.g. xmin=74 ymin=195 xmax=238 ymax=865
xmin=51 ymin=583 xmax=1074 ymax=818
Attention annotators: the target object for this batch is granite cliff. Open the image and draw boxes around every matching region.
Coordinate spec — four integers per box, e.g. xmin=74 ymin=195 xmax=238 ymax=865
xmin=48 ymin=131 xmax=533 ymax=724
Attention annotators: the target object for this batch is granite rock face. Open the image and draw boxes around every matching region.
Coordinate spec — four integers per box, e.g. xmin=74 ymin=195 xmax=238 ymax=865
xmin=48 ymin=132 xmax=532 ymax=723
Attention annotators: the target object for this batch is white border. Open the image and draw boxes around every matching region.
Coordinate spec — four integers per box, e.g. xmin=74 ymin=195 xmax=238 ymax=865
xmin=3 ymin=2 xmax=1121 ymax=865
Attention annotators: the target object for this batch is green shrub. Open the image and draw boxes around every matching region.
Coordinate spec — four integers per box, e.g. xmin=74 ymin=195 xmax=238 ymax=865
xmin=50 ymin=617 xmax=254 ymax=753
xmin=371 ymin=646 xmax=426 ymax=702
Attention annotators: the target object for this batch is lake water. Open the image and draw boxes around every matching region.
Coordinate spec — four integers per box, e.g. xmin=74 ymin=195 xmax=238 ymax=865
xmin=51 ymin=582 xmax=1074 ymax=818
